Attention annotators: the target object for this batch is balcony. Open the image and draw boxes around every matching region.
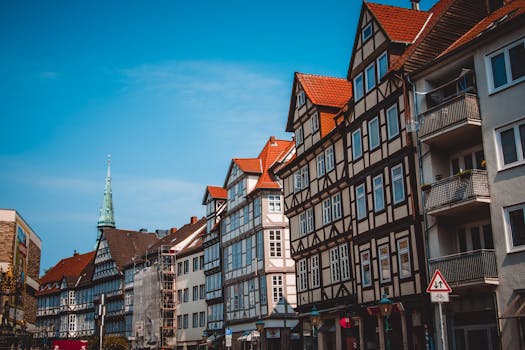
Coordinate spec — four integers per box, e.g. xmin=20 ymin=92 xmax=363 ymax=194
xmin=419 ymin=93 xmax=481 ymax=148
xmin=423 ymin=169 xmax=490 ymax=217
xmin=429 ymin=249 xmax=498 ymax=288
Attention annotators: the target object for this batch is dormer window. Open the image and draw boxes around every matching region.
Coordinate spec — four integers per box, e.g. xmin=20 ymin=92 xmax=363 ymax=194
xmin=362 ymin=23 xmax=373 ymax=42
xmin=297 ymin=91 xmax=306 ymax=108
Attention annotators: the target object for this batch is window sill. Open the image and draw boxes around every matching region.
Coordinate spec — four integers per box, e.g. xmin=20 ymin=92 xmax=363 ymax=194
xmin=507 ymin=245 xmax=525 ymax=254
xmin=498 ymin=160 xmax=525 ymax=172
xmin=488 ymin=78 xmax=525 ymax=96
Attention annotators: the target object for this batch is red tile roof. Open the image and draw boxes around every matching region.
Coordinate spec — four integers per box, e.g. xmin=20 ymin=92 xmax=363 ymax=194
xmin=439 ymin=0 xmax=525 ymax=57
xmin=367 ymin=2 xmax=431 ymax=43
xmin=319 ymin=112 xmax=338 ymax=138
xmin=233 ymin=158 xmax=262 ymax=174
xmin=147 ymin=217 xmax=206 ymax=254
xmin=254 ymin=137 xmax=295 ymax=190
xmin=206 ymin=186 xmax=227 ymax=200
xmin=297 ymin=73 xmax=353 ymax=108
xmin=39 ymin=251 xmax=95 ymax=286
xmin=103 ymin=228 xmax=159 ymax=270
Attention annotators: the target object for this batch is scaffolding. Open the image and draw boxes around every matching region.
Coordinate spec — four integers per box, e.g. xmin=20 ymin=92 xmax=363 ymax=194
xmin=132 ymin=246 xmax=177 ymax=349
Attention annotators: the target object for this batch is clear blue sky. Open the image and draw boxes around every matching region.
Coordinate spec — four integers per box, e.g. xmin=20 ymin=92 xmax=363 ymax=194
xmin=0 ymin=0 xmax=433 ymax=274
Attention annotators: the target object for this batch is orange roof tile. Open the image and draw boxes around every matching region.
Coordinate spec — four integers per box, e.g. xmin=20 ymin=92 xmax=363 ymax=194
xmin=297 ymin=73 xmax=353 ymax=108
xmin=233 ymin=158 xmax=262 ymax=174
xmin=319 ymin=112 xmax=338 ymax=138
xmin=254 ymin=137 xmax=294 ymax=190
xmin=439 ymin=0 xmax=525 ymax=57
xmin=206 ymin=186 xmax=227 ymax=200
xmin=367 ymin=2 xmax=431 ymax=43
xmin=39 ymin=251 xmax=95 ymax=285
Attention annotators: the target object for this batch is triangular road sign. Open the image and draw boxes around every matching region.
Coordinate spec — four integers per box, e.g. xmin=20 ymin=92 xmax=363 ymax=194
xmin=426 ymin=269 xmax=452 ymax=293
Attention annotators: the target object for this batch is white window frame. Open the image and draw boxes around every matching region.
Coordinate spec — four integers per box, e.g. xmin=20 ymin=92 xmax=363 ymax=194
xmin=495 ymin=118 xmax=525 ymax=169
xmin=356 ymin=183 xmax=367 ymax=220
xmin=298 ymin=259 xmax=308 ymax=292
xmin=365 ymin=62 xmax=376 ymax=92
xmin=317 ymin=153 xmax=326 ymax=177
xmin=294 ymin=165 xmax=309 ymax=192
xmin=504 ymin=203 xmax=525 ymax=253
xmin=269 ymin=230 xmax=282 ymax=257
xmin=339 ymin=244 xmax=351 ymax=281
xmin=486 ymin=38 xmax=525 ymax=93
xmin=354 ymin=73 xmax=364 ymax=101
xmin=272 ymin=275 xmax=283 ymax=303
xmin=295 ymin=125 xmax=304 ymax=146
xmin=297 ymin=91 xmax=306 ymax=107
xmin=311 ymin=112 xmax=319 ymax=132
xmin=310 ymin=255 xmax=320 ymax=288
xmin=379 ymin=244 xmax=391 ymax=283
xmin=377 ymin=51 xmax=388 ymax=81
xmin=361 ymin=251 xmax=372 ymax=287
xmin=323 ymin=198 xmax=332 ymax=225
xmin=397 ymin=237 xmax=412 ymax=279
xmin=386 ymin=104 xmax=400 ymax=139
xmin=306 ymin=208 xmax=314 ymax=233
xmin=368 ymin=116 xmax=380 ymax=150
xmin=352 ymin=129 xmax=363 ymax=160
xmin=268 ymin=195 xmax=282 ymax=213
xmin=332 ymin=193 xmax=342 ymax=220
xmin=373 ymin=174 xmax=385 ymax=212
xmin=325 ymin=147 xmax=335 ymax=172
xmin=330 ymin=247 xmax=341 ymax=283
xmin=299 ymin=211 xmax=307 ymax=237
xmin=391 ymin=164 xmax=405 ymax=204
xmin=362 ymin=22 xmax=373 ymax=42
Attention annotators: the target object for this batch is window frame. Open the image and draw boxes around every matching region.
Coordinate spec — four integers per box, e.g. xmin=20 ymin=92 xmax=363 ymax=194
xmin=329 ymin=247 xmax=341 ymax=283
xmin=323 ymin=198 xmax=332 ymax=225
xmin=317 ymin=153 xmax=326 ymax=177
xmin=368 ymin=116 xmax=380 ymax=150
xmin=361 ymin=250 xmax=372 ymax=287
xmin=391 ymin=164 xmax=406 ymax=205
xmin=397 ymin=237 xmax=412 ymax=279
xmin=339 ymin=244 xmax=351 ymax=281
xmin=356 ymin=183 xmax=367 ymax=220
xmin=295 ymin=125 xmax=304 ymax=146
xmin=352 ymin=128 xmax=363 ymax=160
xmin=272 ymin=275 xmax=283 ymax=304
xmin=378 ymin=244 xmax=391 ymax=283
xmin=386 ymin=104 xmax=400 ymax=139
xmin=495 ymin=118 xmax=525 ymax=169
xmin=332 ymin=193 xmax=342 ymax=220
xmin=310 ymin=255 xmax=320 ymax=288
xmin=365 ymin=62 xmax=376 ymax=92
xmin=311 ymin=112 xmax=320 ymax=132
xmin=504 ymin=203 xmax=525 ymax=253
xmin=269 ymin=230 xmax=282 ymax=257
xmin=297 ymin=91 xmax=306 ymax=107
xmin=354 ymin=73 xmax=364 ymax=101
xmin=377 ymin=51 xmax=388 ymax=81
xmin=268 ymin=195 xmax=282 ymax=213
xmin=362 ymin=22 xmax=373 ymax=42
xmin=373 ymin=174 xmax=385 ymax=212
xmin=486 ymin=38 xmax=525 ymax=93
xmin=325 ymin=147 xmax=335 ymax=172
xmin=297 ymin=259 xmax=308 ymax=292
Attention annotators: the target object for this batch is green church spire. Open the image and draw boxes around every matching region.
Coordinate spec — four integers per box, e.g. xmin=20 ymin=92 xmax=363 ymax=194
xmin=97 ymin=155 xmax=116 ymax=236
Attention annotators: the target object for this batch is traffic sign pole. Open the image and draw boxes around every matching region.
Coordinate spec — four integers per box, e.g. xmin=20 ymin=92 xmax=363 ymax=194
xmin=426 ymin=270 xmax=452 ymax=350
xmin=438 ymin=302 xmax=445 ymax=350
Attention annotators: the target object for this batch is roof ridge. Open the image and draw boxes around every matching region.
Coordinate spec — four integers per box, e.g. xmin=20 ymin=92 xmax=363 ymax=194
xmin=296 ymin=72 xmax=348 ymax=81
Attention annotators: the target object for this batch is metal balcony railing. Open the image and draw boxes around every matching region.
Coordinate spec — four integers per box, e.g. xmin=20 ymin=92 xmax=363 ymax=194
xmin=419 ymin=93 xmax=481 ymax=140
xmin=424 ymin=169 xmax=489 ymax=212
xmin=429 ymin=249 xmax=498 ymax=286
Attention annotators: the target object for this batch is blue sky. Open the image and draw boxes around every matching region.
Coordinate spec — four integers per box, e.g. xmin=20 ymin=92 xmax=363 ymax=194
xmin=0 ymin=0 xmax=433 ymax=273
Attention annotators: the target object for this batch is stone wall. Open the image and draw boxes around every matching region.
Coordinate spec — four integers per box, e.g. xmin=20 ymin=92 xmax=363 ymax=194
xmin=0 ymin=221 xmax=15 ymax=263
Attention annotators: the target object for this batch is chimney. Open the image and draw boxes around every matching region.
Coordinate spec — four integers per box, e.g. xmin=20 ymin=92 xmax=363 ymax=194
xmin=190 ymin=216 xmax=198 ymax=224
xmin=73 ymin=249 xmax=78 ymax=256
xmin=270 ymin=136 xmax=277 ymax=145
xmin=411 ymin=0 xmax=420 ymax=10
xmin=170 ymin=227 xmax=178 ymax=234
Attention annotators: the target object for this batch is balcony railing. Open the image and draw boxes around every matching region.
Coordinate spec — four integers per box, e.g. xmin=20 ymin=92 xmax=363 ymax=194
xmin=429 ymin=249 xmax=498 ymax=287
xmin=419 ymin=93 xmax=481 ymax=142
xmin=424 ymin=169 xmax=489 ymax=214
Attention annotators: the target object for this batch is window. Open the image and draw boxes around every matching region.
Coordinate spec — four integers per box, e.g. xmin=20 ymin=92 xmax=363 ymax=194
xmin=297 ymin=91 xmax=306 ymax=107
xmin=300 ymin=208 xmax=314 ymax=236
xmin=311 ymin=112 xmax=319 ymax=132
xmin=487 ymin=39 xmax=525 ymax=92
xmin=323 ymin=198 xmax=332 ymax=225
xmin=183 ymin=260 xmax=189 ymax=274
xmin=260 ymin=276 xmax=267 ymax=304
xmin=68 ymin=291 xmax=75 ymax=305
xmin=391 ymin=164 xmax=405 ymax=204
xmin=361 ymin=251 xmax=371 ymax=287
xmin=496 ymin=119 xmax=525 ymax=167
xmin=325 ymin=147 xmax=335 ymax=172
xmin=332 ymin=193 xmax=342 ymax=220
xmin=272 ymin=275 xmax=283 ymax=303
xmin=339 ymin=244 xmax=351 ymax=281
xmin=373 ymin=174 xmax=385 ymax=212
xmin=257 ymin=231 xmax=264 ymax=261
xmin=246 ymin=236 xmax=253 ymax=267
xmin=298 ymin=259 xmax=308 ymax=292
xmin=295 ymin=125 xmax=304 ymax=145
xmin=193 ymin=257 xmax=199 ymax=272
xmin=68 ymin=314 xmax=76 ymax=332
xmin=330 ymin=247 xmax=341 ymax=283
xmin=366 ymin=63 xmax=376 ymax=92
xmin=183 ymin=288 xmax=189 ymax=302
xmin=386 ymin=104 xmax=399 ymax=139
xmin=294 ymin=166 xmax=309 ymax=192
xmin=354 ymin=73 xmax=364 ymax=101
xmin=352 ymin=129 xmax=363 ymax=160
xmin=200 ymin=255 xmax=204 ymax=270
xmin=268 ymin=195 xmax=282 ymax=213
xmin=362 ymin=22 xmax=373 ymax=42
xmin=368 ymin=117 xmax=380 ymax=149
xmin=398 ymin=238 xmax=411 ymax=278
xmin=199 ymin=311 xmax=206 ymax=327
xmin=177 ymin=290 xmax=182 ymax=303
xmin=183 ymin=314 xmax=188 ymax=329
xmin=269 ymin=230 xmax=282 ymax=257
xmin=299 ymin=211 xmax=307 ymax=236
xmin=310 ymin=255 xmax=320 ymax=288
xmin=177 ymin=315 xmax=182 ymax=328
xmin=177 ymin=262 xmax=183 ymax=275
xmin=356 ymin=184 xmax=367 ymax=220
xmin=505 ymin=203 xmax=525 ymax=251
xmin=317 ymin=153 xmax=326 ymax=177
xmin=193 ymin=313 xmax=199 ymax=328
xmin=200 ymin=284 xmax=205 ymax=299
xmin=253 ymin=197 xmax=261 ymax=218
xmin=193 ymin=286 xmax=199 ymax=301
xmin=379 ymin=244 xmax=391 ymax=283
xmin=377 ymin=51 xmax=388 ymax=80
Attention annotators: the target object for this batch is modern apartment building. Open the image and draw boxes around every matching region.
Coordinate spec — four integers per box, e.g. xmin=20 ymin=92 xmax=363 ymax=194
xmin=36 ymin=251 xmax=95 ymax=339
xmin=221 ymin=136 xmax=297 ymax=350
xmin=410 ymin=1 xmax=525 ymax=349
xmin=202 ymin=185 xmax=227 ymax=348
xmin=0 ymin=209 xmax=42 ymax=329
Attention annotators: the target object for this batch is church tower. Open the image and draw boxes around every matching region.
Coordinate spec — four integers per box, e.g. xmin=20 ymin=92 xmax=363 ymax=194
xmin=97 ymin=155 xmax=116 ymax=240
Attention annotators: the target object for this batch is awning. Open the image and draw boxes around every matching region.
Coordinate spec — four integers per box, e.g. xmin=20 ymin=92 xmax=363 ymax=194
xmin=500 ymin=290 xmax=525 ymax=319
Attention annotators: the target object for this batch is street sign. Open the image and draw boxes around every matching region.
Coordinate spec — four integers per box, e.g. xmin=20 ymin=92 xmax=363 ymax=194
xmin=225 ymin=328 xmax=232 ymax=336
xmin=426 ymin=269 xmax=452 ymax=293
xmin=340 ymin=317 xmax=353 ymax=328
xmin=430 ymin=292 xmax=450 ymax=303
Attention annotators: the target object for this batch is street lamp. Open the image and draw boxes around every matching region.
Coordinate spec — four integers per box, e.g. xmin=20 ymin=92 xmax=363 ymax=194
xmin=255 ymin=318 xmax=264 ymax=350
xmin=310 ymin=306 xmax=321 ymax=350
xmin=379 ymin=293 xmax=393 ymax=350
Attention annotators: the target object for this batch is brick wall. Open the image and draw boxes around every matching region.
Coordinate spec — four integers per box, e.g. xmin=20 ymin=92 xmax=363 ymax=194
xmin=27 ymin=239 xmax=41 ymax=280
xmin=0 ymin=221 xmax=15 ymax=263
